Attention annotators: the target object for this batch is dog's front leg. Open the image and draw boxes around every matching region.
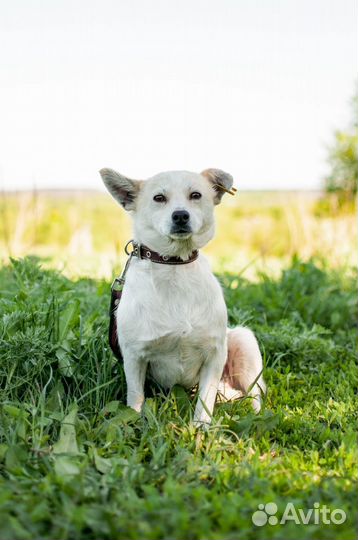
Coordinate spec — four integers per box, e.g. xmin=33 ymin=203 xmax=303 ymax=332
xmin=123 ymin=356 xmax=147 ymax=412
xmin=194 ymin=346 xmax=226 ymax=427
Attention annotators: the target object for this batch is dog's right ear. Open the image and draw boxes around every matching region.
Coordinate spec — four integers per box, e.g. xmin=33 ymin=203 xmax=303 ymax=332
xmin=99 ymin=168 xmax=141 ymax=211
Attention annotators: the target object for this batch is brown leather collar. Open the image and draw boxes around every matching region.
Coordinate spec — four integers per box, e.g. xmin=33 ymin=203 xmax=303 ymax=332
xmin=125 ymin=240 xmax=199 ymax=265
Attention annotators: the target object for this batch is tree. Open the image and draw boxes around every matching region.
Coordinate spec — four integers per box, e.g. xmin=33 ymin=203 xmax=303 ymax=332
xmin=325 ymin=93 xmax=358 ymax=204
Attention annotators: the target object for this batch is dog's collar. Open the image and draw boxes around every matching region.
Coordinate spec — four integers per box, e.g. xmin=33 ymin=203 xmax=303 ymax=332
xmin=125 ymin=239 xmax=199 ymax=265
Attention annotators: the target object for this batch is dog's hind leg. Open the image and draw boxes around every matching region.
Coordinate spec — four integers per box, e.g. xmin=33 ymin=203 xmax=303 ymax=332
xmin=218 ymin=327 xmax=266 ymax=412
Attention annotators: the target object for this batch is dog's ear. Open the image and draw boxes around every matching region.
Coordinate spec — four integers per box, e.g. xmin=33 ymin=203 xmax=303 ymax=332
xmin=99 ymin=168 xmax=141 ymax=211
xmin=201 ymin=168 xmax=234 ymax=204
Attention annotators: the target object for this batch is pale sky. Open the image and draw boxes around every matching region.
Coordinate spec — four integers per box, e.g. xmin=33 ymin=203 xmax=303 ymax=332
xmin=0 ymin=0 xmax=356 ymax=191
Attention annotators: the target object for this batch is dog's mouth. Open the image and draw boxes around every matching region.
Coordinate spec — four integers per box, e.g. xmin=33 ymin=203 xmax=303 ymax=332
xmin=169 ymin=226 xmax=193 ymax=240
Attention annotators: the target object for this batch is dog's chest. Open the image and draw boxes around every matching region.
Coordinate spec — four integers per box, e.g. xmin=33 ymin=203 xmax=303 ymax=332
xmin=116 ymin=257 xmax=227 ymax=388
xmin=118 ymin=258 xmax=226 ymax=337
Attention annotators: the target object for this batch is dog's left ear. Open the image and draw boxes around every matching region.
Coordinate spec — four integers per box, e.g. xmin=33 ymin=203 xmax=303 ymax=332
xmin=99 ymin=168 xmax=141 ymax=211
xmin=201 ymin=168 xmax=234 ymax=204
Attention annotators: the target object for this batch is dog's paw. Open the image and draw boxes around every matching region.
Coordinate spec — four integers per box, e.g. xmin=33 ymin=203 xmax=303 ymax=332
xmin=127 ymin=399 xmax=144 ymax=413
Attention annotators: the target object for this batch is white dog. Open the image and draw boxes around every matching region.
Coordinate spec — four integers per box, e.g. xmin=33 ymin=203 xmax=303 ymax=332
xmin=100 ymin=167 xmax=265 ymax=426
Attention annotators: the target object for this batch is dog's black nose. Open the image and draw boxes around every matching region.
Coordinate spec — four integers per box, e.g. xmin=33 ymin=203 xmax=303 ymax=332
xmin=172 ymin=210 xmax=190 ymax=225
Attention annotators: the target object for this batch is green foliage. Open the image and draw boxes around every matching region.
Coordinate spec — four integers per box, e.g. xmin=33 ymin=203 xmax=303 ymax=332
xmin=324 ymin=93 xmax=358 ymax=207
xmin=0 ymin=257 xmax=357 ymax=539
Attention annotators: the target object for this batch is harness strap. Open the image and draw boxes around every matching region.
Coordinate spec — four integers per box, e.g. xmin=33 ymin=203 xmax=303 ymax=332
xmin=109 ymin=278 xmax=124 ymax=361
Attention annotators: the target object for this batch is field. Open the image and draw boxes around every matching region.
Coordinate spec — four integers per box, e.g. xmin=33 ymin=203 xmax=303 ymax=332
xmin=1 ymin=190 xmax=356 ymax=278
xmin=0 ymin=191 xmax=357 ymax=539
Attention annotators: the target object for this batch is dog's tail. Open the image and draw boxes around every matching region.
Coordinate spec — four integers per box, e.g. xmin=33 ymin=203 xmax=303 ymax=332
xmin=218 ymin=327 xmax=266 ymax=412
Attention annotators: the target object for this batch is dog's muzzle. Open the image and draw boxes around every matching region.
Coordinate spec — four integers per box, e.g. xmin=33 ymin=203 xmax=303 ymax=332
xmin=170 ymin=210 xmax=192 ymax=235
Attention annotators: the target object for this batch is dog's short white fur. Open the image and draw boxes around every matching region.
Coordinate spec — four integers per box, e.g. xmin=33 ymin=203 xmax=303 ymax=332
xmin=100 ymin=167 xmax=266 ymax=425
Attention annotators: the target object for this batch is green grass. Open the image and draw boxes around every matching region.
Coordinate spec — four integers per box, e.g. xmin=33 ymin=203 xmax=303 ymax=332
xmin=0 ymin=257 xmax=357 ymax=540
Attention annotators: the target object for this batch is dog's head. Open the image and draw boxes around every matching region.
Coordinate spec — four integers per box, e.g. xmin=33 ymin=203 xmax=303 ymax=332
xmin=100 ymin=168 xmax=233 ymax=259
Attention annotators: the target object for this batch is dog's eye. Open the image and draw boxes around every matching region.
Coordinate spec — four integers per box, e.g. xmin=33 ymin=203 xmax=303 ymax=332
xmin=190 ymin=192 xmax=202 ymax=200
xmin=153 ymin=194 xmax=167 ymax=203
